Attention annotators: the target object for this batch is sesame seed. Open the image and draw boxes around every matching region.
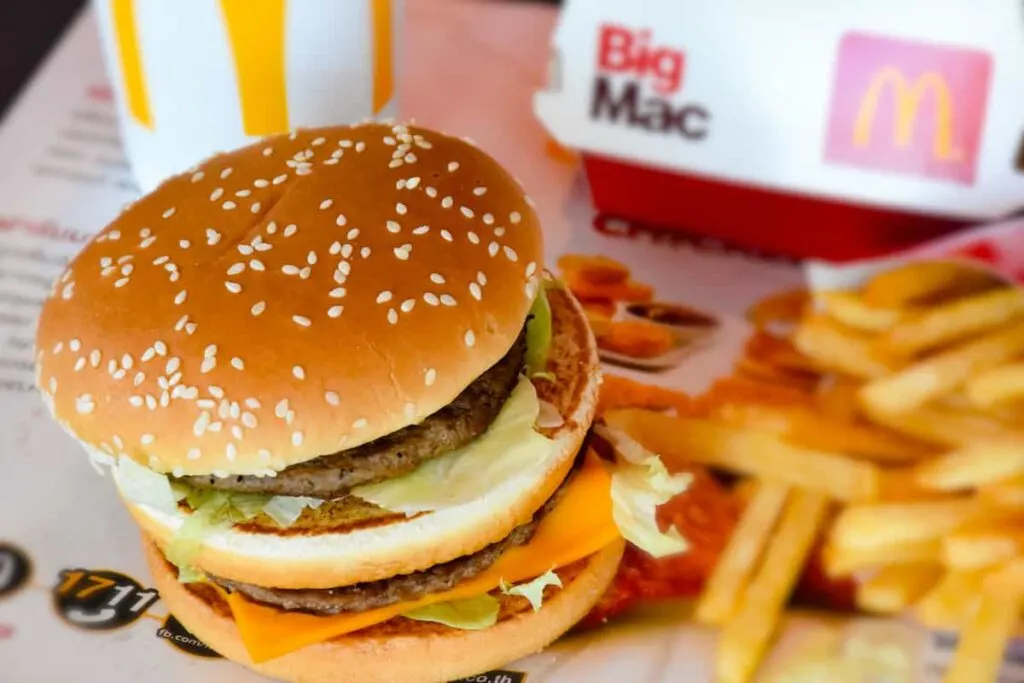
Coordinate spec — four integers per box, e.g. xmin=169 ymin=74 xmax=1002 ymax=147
xmin=223 ymin=201 xmax=237 ymax=210
xmin=347 ymin=228 xmax=360 ymax=240
xmin=338 ymin=139 xmax=353 ymax=148
xmin=293 ymin=315 xmax=312 ymax=327
xmin=187 ymin=448 xmax=201 ymax=460
xmin=245 ymin=398 xmax=261 ymax=409
xmin=210 ymin=188 xmax=224 ymax=201
xmin=430 ymin=273 xmax=445 ymax=284
xmin=389 ymin=159 xmax=403 ymax=169
xmin=250 ymin=259 xmax=265 ymax=271
xmin=298 ymin=265 xmax=310 ymax=279
xmin=242 ymin=412 xmax=257 ymax=428
xmin=470 ymin=283 xmax=482 ymax=300
xmin=312 ymin=136 xmax=326 ymax=146
xmin=401 ymin=299 xmax=415 ymax=313
xmin=394 ymin=244 xmax=411 ymax=260
xmin=114 ymin=277 xmax=130 ymax=288
xmin=483 ymin=213 xmax=494 ymax=225
xmin=526 ymin=262 xmax=537 ymax=276
xmin=404 ymin=153 xmax=417 ymax=163
xmin=489 ymin=242 xmax=500 ymax=257
xmin=201 ymin=357 xmax=216 ymax=374
xmin=166 ymin=357 xmax=181 ymax=374
xmin=204 ymin=345 xmax=217 ymax=360
xmin=473 ymin=187 xmax=487 ymax=196
xmin=162 ymin=207 xmax=176 ymax=219
xmin=265 ymin=222 xmax=278 ymax=236
xmin=76 ymin=395 xmax=95 ymax=414
xmin=250 ymin=202 xmax=262 ymax=213
xmin=333 ymin=271 xmax=346 ymax=284
xmin=307 ymin=251 xmax=318 ymax=265
xmin=227 ymin=263 xmax=246 ymax=276
xmin=377 ymin=290 xmax=393 ymax=303
xmin=465 ymin=330 xmax=476 ymax=347
xmin=293 ymin=366 xmax=306 ymax=380
xmin=284 ymin=224 xmax=298 ymax=237
xmin=425 ymin=187 xmax=438 ymax=198
xmin=329 ymin=241 xmax=342 ymax=256
xmin=525 ymin=195 xmax=536 ymax=208
xmin=386 ymin=220 xmax=401 ymax=234
xmin=396 ymin=203 xmax=407 ymax=215
xmin=356 ymin=142 xmax=366 ymax=152
xmin=330 ymin=287 xmax=347 ymax=298
xmin=208 ymin=421 xmax=222 ymax=433
xmin=448 ymin=162 xmax=459 ymax=172
xmin=407 ymin=177 xmax=421 ymax=189
xmin=74 ymin=358 xmax=86 ymax=372
xmin=273 ymin=174 xmax=288 ymax=184
xmin=460 ymin=206 xmax=474 ymax=218
xmin=191 ymin=171 xmax=205 ymax=183
xmin=361 ymin=247 xmax=371 ymax=258
xmin=258 ymin=449 xmax=271 ymax=461
xmin=282 ymin=265 xmax=300 ymax=276
xmin=231 ymin=357 xmax=244 ymax=370
xmin=226 ymin=444 xmax=238 ymax=461
xmin=225 ymin=281 xmax=242 ymax=293
xmin=336 ymin=213 xmax=347 ymax=227
xmin=155 ymin=341 xmax=167 ymax=356
xmin=425 ymin=368 xmax=436 ymax=386
xmin=129 ymin=396 xmax=144 ymax=407
xmin=468 ymin=231 xmax=480 ymax=244
xmin=275 ymin=400 xmax=289 ymax=418
xmin=440 ymin=229 xmax=453 ymax=242
xmin=146 ymin=395 xmax=157 ymax=410
xmin=441 ymin=196 xmax=454 ymax=209
xmin=504 ymin=246 xmax=519 ymax=261
xmin=292 ymin=431 xmax=304 ymax=447
xmin=342 ymin=244 xmax=354 ymax=258
xmin=387 ymin=308 xmax=398 ymax=324
xmin=404 ymin=402 xmax=416 ymax=418
xmin=209 ymin=386 xmax=224 ymax=399
xmin=193 ymin=412 xmax=211 ymax=436
xmin=353 ymin=418 xmax=368 ymax=429
xmin=441 ymin=294 xmax=456 ymax=306
xmin=251 ymin=301 xmax=266 ymax=316
xmin=424 ymin=292 xmax=440 ymax=306
xmin=263 ymin=147 xmax=274 ymax=156
xmin=254 ymin=178 xmax=269 ymax=188
xmin=325 ymin=391 xmax=340 ymax=406
xmin=179 ymin=239 xmax=191 ymax=249
xmin=328 ymin=305 xmax=344 ymax=318
xmin=413 ymin=225 xmax=430 ymax=235
xmin=101 ymin=266 xmax=116 ymax=277
xmin=494 ymin=227 xmax=506 ymax=237
xmin=235 ymin=189 xmax=252 ymax=198
xmin=220 ymin=167 xmax=233 ymax=179
xmin=510 ymin=211 xmax=522 ymax=224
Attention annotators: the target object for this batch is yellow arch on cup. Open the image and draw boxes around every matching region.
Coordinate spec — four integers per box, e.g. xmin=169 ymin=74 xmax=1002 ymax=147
xmin=110 ymin=0 xmax=394 ymax=134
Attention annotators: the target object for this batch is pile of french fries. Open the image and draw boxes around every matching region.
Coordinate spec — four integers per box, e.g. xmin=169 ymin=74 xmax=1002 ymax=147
xmin=605 ymin=260 xmax=1024 ymax=683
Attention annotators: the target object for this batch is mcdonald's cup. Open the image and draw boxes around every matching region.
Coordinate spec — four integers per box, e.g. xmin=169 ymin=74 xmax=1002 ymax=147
xmin=93 ymin=0 xmax=402 ymax=192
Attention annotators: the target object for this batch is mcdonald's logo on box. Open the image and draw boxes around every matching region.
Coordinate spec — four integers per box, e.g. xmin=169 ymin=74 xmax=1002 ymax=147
xmin=824 ymin=32 xmax=991 ymax=185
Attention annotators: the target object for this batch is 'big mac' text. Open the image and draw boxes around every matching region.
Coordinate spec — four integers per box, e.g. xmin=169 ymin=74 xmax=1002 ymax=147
xmin=590 ymin=25 xmax=709 ymax=139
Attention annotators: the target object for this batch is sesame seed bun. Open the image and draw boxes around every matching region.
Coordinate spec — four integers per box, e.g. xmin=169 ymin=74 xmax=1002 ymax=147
xmin=118 ymin=286 xmax=600 ymax=589
xmin=142 ymin=536 xmax=625 ymax=683
xmin=34 ymin=122 xmax=543 ymax=476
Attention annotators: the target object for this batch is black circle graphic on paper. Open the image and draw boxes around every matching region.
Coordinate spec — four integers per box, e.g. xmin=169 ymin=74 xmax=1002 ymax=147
xmin=0 ymin=543 xmax=31 ymax=599
xmin=52 ymin=568 xmax=160 ymax=631
xmin=157 ymin=614 xmax=222 ymax=659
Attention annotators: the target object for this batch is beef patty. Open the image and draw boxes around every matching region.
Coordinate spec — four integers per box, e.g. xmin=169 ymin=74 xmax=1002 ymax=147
xmin=208 ymin=469 xmax=571 ymax=614
xmin=177 ymin=330 xmax=526 ymax=498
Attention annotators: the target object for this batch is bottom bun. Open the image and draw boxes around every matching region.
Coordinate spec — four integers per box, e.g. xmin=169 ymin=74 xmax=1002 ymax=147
xmin=144 ymin=536 xmax=625 ymax=683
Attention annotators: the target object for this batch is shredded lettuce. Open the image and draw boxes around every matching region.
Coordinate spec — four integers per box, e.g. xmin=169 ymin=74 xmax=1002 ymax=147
xmin=595 ymin=425 xmax=692 ymax=558
xmin=353 ymin=377 xmax=553 ymax=513
xmin=525 ymin=287 xmax=552 ymax=376
xmin=116 ymin=456 xmax=179 ymax=515
xmin=177 ymin=564 xmax=206 ymax=584
xmin=500 ymin=570 xmax=561 ymax=612
xmin=402 ymin=594 xmax=500 ymax=630
xmin=263 ymin=496 xmax=325 ymax=527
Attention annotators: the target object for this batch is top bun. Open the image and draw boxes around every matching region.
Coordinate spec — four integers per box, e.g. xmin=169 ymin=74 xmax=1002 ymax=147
xmin=35 ymin=123 xmax=543 ymax=477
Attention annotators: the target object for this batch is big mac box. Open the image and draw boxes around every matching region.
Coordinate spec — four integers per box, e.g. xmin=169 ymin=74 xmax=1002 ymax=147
xmin=534 ymin=0 xmax=1024 ymax=261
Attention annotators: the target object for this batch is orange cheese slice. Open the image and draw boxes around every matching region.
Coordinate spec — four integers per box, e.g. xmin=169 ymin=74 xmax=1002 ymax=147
xmin=225 ymin=453 xmax=619 ymax=663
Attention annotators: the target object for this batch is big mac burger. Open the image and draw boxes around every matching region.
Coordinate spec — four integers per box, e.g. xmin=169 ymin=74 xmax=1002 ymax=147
xmin=34 ymin=123 xmax=689 ymax=682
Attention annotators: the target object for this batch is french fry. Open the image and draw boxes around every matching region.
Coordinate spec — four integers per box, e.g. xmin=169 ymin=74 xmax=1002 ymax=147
xmin=966 ymin=363 xmax=1024 ymax=408
xmin=819 ymin=290 xmax=906 ymax=333
xmin=823 ymin=538 xmax=940 ymax=577
xmin=913 ymin=439 xmax=1024 ymax=491
xmin=942 ymin=574 xmax=1024 ymax=683
xmin=793 ymin=314 xmax=897 ymax=379
xmin=877 ymin=468 xmax=952 ymax=502
xmin=859 ymin=322 xmax=1024 ymax=415
xmin=830 ymin=499 xmax=998 ymax=550
xmin=716 ymin=491 xmax=829 ymax=683
xmin=746 ymin=288 xmax=810 ymax=330
xmin=861 ymin=261 xmax=999 ymax=308
xmin=603 ymin=409 xmax=879 ymax=502
xmin=710 ymin=401 xmax=931 ymax=464
xmin=865 ymin=403 xmax=1016 ymax=448
xmin=942 ymin=523 xmax=1024 ymax=570
xmin=978 ymin=474 xmax=1024 ymax=509
xmin=855 ymin=562 xmax=942 ymax=614
xmin=814 ymin=376 xmax=862 ymax=422
xmin=915 ymin=570 xmax=985 ymax=630
xmin=695 ymin=481 xmax=789 ymax=625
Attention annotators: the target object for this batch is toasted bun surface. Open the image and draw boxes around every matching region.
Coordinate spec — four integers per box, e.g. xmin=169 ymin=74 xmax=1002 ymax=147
xmin=35 ymin=122 xmax=543 ymax=476
xmin=119 ymin=287 xmax=600 ymax=589
xmin=143 ymin=537 xmax=625 ymax=683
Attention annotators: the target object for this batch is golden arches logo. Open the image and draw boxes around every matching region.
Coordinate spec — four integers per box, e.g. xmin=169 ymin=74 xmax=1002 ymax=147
xmin=108 ymin=0 xmax=395 ymax=135
xmin=852 ymin=67 xmax=960 ymax=161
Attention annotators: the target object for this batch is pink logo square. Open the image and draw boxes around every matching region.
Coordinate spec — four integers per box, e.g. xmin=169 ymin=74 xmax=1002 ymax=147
xmin=824 ymin=32 xmax=992 ymax=185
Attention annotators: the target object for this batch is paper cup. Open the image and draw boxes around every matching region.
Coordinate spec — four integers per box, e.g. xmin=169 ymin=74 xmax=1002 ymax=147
xmin=93 ymin=0 xmax=402 ymax=192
